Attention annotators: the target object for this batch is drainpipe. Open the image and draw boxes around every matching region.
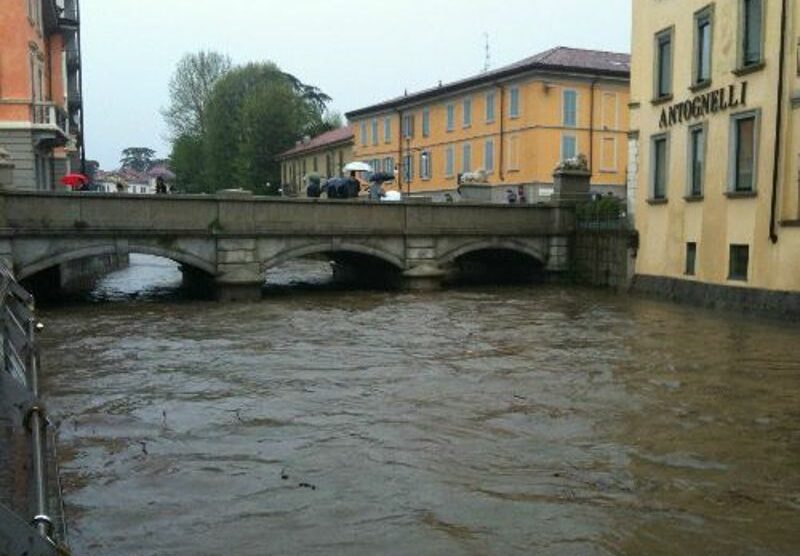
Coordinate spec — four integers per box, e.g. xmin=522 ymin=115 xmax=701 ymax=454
xmin=768 ymin=0 xmax=788 ymax=244
xmin=77 ymin=0 xmax=86 ymax=174
xmin=588 ymin=78 xmax=598 ymax=176
xmin=498 ymin=84 xmax=505 ymax=181
xmin=397 ymin=109 xmax=404 ymax=193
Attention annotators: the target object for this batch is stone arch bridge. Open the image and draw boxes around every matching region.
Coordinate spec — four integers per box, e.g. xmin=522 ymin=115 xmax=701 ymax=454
xmin=0 ymin=192 xmax=575 ymax=300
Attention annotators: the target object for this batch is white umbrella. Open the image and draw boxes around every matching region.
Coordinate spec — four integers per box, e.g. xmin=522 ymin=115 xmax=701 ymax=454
xmin=343 ymin=161 xmax=373 ymax=173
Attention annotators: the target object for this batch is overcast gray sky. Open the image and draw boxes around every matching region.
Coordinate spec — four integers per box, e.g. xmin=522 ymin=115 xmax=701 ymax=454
xmin=82 ymin=0 xmax=632 ymax=169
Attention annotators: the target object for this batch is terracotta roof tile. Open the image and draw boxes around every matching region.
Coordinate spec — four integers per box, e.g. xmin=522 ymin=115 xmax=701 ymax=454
xmin=277 ymin=127 xmax=354 ymax=159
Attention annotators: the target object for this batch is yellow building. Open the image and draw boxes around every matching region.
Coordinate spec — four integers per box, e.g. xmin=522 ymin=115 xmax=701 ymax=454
xmin=276 ymin=127 xmax=353 ymax=196
xmin=630 ymin=0 xmax=800 ymax=311
xmin=346 ymin=47 xmax=630 ymax=202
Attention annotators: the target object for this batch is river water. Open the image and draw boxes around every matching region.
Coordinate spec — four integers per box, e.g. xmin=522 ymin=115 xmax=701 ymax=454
xmin=38 ymin=255 xmax=800 ymax=555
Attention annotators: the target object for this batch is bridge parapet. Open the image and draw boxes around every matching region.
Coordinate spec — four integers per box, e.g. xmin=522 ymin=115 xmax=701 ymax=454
xmin=0 ymin=191 xmax=574 ymax=236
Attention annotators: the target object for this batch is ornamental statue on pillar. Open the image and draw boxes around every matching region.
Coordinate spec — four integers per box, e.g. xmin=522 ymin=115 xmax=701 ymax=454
xmin=553 ymin=154 xmax=591 ymax=204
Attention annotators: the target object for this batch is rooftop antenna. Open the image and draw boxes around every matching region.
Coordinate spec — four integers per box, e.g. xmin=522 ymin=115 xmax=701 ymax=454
xmin=483 ymin=32 xmax=491 ymax=73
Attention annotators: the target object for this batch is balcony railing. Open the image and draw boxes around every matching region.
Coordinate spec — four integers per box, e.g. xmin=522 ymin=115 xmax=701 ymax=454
xmin=58 ymin=4 xmax=80 ymax=27
xmin=30 ymin=102 xmax=69 ymax=136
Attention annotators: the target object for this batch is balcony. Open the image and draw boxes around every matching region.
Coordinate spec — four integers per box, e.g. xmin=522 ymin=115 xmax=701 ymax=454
xmin=58 ymin=1 xmax=80 ymax=28
xmin=30 ymin=102 xmax=69 ymax=147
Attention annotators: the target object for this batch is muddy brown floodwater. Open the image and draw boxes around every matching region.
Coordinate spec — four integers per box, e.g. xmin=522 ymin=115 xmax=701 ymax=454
xmin=37 ymin=255 xmax=800 ymax=555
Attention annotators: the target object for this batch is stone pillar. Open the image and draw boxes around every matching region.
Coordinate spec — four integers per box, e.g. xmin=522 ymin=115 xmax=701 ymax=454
xmin=403 ymin=264 xmax=446 ymax=291
xmin=404 ymin=237 xmax=445 ymax=290
xmin=215 ymin=238 xmax=263 ymax=302
xmin=546 ymin=235 xmax=570 ymax=272
xmin=552 ymin=167 xmax=591 ymax=204
xmin=215 ymin=282 xmax=263 ymax=302
xmin=0 ymin=147 xmax=14 ymax=189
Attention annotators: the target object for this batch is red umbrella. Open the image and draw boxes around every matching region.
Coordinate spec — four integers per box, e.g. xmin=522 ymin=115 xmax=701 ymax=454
xmin=59 ymin=173 xmax=89 ymax=188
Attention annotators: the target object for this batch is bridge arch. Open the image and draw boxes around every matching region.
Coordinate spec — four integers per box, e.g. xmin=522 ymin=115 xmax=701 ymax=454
xmin=437 ymin=238 xmax=548 ymax=267
xmin=260 ymin=242 xmax=406 ymax=273
xmin=16 ymin=242 xmax=217 ymax=281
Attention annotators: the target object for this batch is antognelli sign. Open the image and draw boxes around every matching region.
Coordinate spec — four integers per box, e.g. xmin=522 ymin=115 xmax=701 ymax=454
xmin=658 ymin=82 xmax=748 ymax=129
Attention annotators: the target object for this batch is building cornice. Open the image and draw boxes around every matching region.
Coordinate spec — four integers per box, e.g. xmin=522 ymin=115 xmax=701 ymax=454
xmin=346 ymin=65 xmax=629 ymax=119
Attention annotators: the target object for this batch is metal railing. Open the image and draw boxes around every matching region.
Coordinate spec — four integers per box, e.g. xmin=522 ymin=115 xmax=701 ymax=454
xmin=575 ymin=198 xmax=631 ymax=231
xmin=0 ymin=265 xmax=69 ymax=556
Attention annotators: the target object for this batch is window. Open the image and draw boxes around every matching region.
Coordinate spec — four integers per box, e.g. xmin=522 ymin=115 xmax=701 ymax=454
xmin=741 ymin=0 xmax=763 ymax=68
xmin=463 ymin=98 xmax=472 ymax=127
xmin=445 ymin=146 xmax=455 ymax=177
xmin=384 ymin=117 xmax=392 ymax=143
xmin=602 ymin=92 xmax=618 ymax=129
xmin=685 ymin=242 xmax=697 ymax=276
xmin=655 ymin=28 xmax=673 ymax=99
xmin=383 ymin=157 xmax=394 ymax=174
xmin=402 ymin=114 xmax=415 ymax=139
xmin=688 ymin=125 xmax=705 ymax=196
xmin=563 ymin=90 xmax=577 ymax=127
xmin=486 ymin=92 xmax=496 ymax=122
xmin=462 ymin=143 xmax=472 ymax=173
xmin=422 ymin=109 xmax=430 ymax=138
xmin=446 ymin=104 xmax=455 ymax=132
xmin=508 ymin=135 xmax=520 ymax=170
xmin=402 ymin=154 xmax=413 ymax=183
xmin=371 ymin=119 xmax=378 ymax=145
xmin=651 ymin=134 xmax=669 ymax=199
xmin=509 ymin=87 xmax=520 ymax=118
xmin=694 ymin=6 xmax=713 ymax=86
xmin=313 ymin=156 xmax=318 ymax=172
xmin=561 ymin=134 xmax=577 ymax=161
xmin=601 ymin=137 xmax=617 ymax=171
xmin=730 ymin=112 xmax=758 ymax=192
xmin=360 ymin=122 xmax=367 ymax=146
xmin=484 ymin=139 xmax=494 ymax=172
xmin=420 ymin=151 xmax=431 ymax=179
xmin=729 ymin=244 xmax=749 ymax=281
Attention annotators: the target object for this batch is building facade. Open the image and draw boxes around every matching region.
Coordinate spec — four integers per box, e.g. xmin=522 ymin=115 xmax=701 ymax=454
xmin=0 ymin=0 xmax=84 ymax=190
xmin=276 ymin=127 xmax=354 ymax=197
xmin=346 ymin=47 xmax=630 ymax=202
xmin=630 ymin=0 xmax=800 ymax=307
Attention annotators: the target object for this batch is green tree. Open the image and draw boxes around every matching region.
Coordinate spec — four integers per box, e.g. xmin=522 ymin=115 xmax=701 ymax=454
xmin=162 ymin=51 xmax=232 ymax=139
xmin=306 ymin=110 xmax=344 ymax=138
xmin=169 ymin=134 xmax=206 ymax=192
xmin=120 ymin=147 xmax=156 ymax=172
xmin=203 ymin=62 xmax=331 ymax=191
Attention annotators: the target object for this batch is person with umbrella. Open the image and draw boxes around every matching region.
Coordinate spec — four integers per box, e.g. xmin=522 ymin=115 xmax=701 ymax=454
xmin=342 ymin=162 xmax=372 ymax=199
xmin=156 ymin=176 xmax=168 ymax=194
xmin=59 ymin=173 xmax=89 ymax=190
